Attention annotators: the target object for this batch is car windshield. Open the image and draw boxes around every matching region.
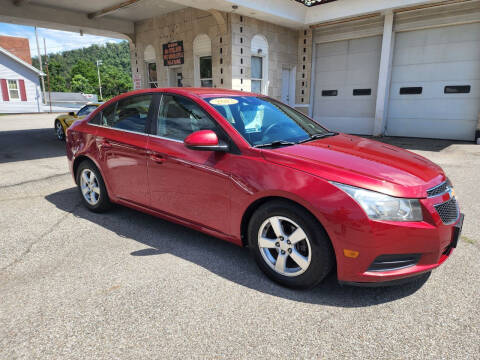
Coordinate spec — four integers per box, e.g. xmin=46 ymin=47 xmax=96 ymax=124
xmin=205 ymin=96 xmax=333 ymax=147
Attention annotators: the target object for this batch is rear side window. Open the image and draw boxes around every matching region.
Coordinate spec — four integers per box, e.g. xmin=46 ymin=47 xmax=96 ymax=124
xmin=91 ymin=95 xmax=152 ymax=133
xmin=113 ymin=95 xmax=152 ymax=133
xmin=157 ymin=95 xmax=218 ymax=141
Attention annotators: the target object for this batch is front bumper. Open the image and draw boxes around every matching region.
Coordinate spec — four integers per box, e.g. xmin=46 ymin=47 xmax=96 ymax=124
xmin=333 ymin=200 xmax=463 ymax=284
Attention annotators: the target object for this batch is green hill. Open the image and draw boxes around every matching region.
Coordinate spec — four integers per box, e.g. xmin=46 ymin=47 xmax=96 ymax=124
xmin=32 ymin=41 xmax=133 ymax=100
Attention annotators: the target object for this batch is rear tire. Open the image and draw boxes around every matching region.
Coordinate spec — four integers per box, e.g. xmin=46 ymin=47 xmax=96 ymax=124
xmin=55 ymin=120 xmax=65 ymax=141
xmin=248 ymin=200 xmax=334 ymax=289
xmin=76 ymin=160 xmax=111 ymax=212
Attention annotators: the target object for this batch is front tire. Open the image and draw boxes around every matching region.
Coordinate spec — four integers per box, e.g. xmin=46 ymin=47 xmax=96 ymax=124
xmin=76 ymin=160 xmax=111 ymax=212
xmin=248 ymin=200 xmax=334 ymax=289
xmin=55 ymin=120 xmax=65 ymax=141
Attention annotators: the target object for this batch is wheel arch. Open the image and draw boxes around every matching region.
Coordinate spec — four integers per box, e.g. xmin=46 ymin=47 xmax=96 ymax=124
xmin=73 ymin=155 xmax=105 ymax=186
xmin=240 ymin=195 xmax=331 ymax=248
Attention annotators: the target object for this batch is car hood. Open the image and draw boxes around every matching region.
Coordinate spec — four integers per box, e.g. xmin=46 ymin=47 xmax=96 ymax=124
xmin=261 ymin=134 xmax=445 ymax=198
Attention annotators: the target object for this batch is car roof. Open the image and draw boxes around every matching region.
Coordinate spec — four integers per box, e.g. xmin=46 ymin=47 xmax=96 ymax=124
xmin=122 ymin=87 xmax=260 ymax=99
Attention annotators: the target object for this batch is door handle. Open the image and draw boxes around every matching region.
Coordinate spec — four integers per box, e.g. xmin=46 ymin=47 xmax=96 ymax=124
xmin=149 ymin=154 xmax=165 ymax=164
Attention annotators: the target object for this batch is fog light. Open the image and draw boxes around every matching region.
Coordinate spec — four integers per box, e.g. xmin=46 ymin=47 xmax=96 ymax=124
xmin=343 ymin=249 xmax=359 ymax=258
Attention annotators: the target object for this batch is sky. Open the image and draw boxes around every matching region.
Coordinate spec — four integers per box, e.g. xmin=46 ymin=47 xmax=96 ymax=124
xmin=0 ymin=22 xmax=123 ymax=58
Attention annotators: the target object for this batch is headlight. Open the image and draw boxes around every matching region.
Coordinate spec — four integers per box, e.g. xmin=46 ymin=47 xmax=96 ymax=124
xmin=332 ymin=182 xmax=423 ymax=222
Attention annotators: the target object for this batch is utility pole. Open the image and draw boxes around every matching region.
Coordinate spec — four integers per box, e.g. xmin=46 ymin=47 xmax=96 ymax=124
xmin=34 ymin=27 xmax=46 ymax=104
xmin=44 ymin=38 xmax=52 ymax=113
xmin=96 ymin=60 xmax=103 ymax=101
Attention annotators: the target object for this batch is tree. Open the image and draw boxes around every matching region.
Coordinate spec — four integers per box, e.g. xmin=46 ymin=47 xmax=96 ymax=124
xmin=71 ymin=74 xmax=95 ymax=94
xmin=70 ymin=60 xmax=98 ymax=86
xmin=101 ymin=65 xmax=133 ymax=99
xmin=32 ymin=41 xmax=133 ymax=97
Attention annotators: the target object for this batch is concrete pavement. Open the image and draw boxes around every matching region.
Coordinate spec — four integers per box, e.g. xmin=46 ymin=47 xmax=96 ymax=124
xmin=0 ymin=114 xmax=479 ymax=359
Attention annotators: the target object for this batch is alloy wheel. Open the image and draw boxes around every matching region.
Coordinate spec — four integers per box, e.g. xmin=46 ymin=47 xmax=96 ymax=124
xmin=257 ymin=216 xmax=312 ymax=277
xmin=80 ymin=169 xmax=101 ymax=206
xmin=55 ymin=122 xmax=64 ymax=140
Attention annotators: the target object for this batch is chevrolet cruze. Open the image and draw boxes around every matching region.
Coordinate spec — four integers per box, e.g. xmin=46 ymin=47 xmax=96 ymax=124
xmin=66 ymin=88 xmax=463 ymax=288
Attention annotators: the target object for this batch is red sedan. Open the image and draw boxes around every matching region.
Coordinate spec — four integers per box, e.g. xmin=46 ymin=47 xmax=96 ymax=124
xmin=66 ymin=88 xmax=463 ymax=288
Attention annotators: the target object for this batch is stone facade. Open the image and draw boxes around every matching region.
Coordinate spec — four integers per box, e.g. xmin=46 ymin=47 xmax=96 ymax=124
xmin=130 ymin=8 xmax=299 ymax=103
xmin=230 ymin=13 xmax=298 ymax=99
xmin=131 ymin=8 xmax=231 ymax=90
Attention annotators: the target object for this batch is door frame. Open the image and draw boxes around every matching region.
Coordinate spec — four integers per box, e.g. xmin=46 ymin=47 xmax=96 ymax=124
xmin=281 ymin=65 xmax=296 ymax=106
xmin=168 ymin=66 xmax=183 ymax=87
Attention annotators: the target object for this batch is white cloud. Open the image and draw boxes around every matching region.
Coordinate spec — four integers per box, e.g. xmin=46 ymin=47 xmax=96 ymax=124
xmin=0 ymin=23 xmax=123 ymax=57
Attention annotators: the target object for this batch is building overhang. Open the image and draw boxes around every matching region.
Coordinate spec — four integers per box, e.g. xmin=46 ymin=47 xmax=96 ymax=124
xmin=0 ymin=0 xmax=458 ymax=40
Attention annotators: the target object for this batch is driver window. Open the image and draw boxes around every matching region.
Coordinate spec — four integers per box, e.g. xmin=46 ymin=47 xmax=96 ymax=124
xmin=157 ymin=95 xmax=218 ymax=141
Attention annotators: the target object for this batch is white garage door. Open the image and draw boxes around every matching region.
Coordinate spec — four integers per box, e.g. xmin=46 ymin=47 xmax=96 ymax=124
xmin=313 ymin=36 xmax=382 ymax=135
xmin=387 ymin=23 xmax=480 ymax=141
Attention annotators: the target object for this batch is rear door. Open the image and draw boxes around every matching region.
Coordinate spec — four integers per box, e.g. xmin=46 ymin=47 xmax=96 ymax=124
xmin=93 ymin=94 xmax=154 ymax=206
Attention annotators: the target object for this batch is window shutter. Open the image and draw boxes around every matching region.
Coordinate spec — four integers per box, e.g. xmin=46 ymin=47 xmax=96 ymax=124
xmin=0 ymin=79 xmax=9 ymax=101
xmin=19 ymin=79 xmax=27 ymax=101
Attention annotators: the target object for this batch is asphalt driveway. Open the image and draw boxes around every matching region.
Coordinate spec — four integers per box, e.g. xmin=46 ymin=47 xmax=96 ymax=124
xmin=0 ymin=114 xmax=479 ymax=359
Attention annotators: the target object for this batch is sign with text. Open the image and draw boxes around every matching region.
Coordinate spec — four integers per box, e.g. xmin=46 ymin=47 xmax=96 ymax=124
xmin=163 ymin=41 xmax=184 ymax=66
xmin=133 ymin=74 xmax=143 ymax=90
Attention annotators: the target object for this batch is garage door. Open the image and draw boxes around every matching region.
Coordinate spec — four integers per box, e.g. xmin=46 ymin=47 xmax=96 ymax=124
xmin=313 ymin=36 xmax=382 ymax=135
xmin=387 ymin=23 xmax=480 ymax=141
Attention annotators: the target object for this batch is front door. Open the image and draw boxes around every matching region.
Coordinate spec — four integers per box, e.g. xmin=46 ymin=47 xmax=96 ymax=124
xmin=94 ymin=94 xmax=154 ymax=206
xmin=169 ymin=67 xmax=183 ymax=87
xmin=147 ymin=93 xmax=231 ymax=234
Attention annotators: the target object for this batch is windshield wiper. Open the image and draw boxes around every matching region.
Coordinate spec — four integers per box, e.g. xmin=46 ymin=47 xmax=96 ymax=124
xmin=298 ymin=132 xmax=338 ymax=144
xmin=254 ymin=140 xmax=297 ymax=149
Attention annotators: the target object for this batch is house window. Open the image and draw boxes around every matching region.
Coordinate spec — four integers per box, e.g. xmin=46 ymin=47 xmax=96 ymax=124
xmin=199 ymin=56 xmax=213 ymax=87
xmin=146 ymin=62 xmax=158 ymax=88
xmin=8 ymin=80 xmax=20 ymax=100
xmin=251 ymin=56 xmax=263 ymax=94
xmin=193 ymin=34 xmax=212 ymax=87
xmin=250 ymin=34 xmax=268 ymax=95
xmin=144 ymin=45 xmax=157 ymax=88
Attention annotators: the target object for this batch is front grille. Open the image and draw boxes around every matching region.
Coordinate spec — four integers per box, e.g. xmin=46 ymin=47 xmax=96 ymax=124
xmin=427 ymin=181 xmax=448 ymax=197
xmin=367 ymin=254 xmax=421 ymax=272
xmin=434 ymin=197 xmax=459 ymax=225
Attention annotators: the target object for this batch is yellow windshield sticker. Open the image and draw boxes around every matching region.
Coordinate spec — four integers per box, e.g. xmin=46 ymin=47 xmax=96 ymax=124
xmin=209 ymin=98 xmax=238 ymax=106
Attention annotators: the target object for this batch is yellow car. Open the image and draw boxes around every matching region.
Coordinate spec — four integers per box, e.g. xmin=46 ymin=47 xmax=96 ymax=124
xmin=54 ymin=103 xmax=102 ymax=141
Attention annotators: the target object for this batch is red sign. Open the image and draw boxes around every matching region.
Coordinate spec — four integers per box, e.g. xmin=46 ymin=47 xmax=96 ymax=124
xmin=163 ymin=41 xmax=184 ymax=66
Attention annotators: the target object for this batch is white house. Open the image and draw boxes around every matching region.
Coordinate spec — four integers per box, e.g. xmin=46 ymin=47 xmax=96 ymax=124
xmin=0 ymin=46 xmax=44 ymax=113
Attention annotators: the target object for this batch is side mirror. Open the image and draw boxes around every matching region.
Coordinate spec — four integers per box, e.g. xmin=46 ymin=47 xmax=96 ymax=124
xmin=184 ymin=130 xmax=229 ymax=152
xmin=68 ymin=111 xmax=76 ymax=117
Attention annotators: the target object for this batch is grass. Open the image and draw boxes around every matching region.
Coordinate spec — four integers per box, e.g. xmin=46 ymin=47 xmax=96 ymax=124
xmin=461 ymin=235 xmax=476 ymax=244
